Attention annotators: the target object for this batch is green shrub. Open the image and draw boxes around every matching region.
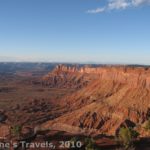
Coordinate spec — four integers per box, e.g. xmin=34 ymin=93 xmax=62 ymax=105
xmin=84 ymin=138 xmax=95 ymax=150
xmin=129 ymin=128 xmax=139 ymax=138
xmin=115 ymin=146 xmax=135 ymax=150
xmin=70 ymin=137 xmax=78 ymax=143
xmin=11 ymin=124 xmax=22 ymax=138
xmin=144 ymin=119 xmax=150 ymax=131
xmin=118 ymin=127 xmax=139 ymax=149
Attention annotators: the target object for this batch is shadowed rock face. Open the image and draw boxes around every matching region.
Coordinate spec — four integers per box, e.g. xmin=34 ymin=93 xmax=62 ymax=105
xmin=42 ymin=65 xmax=150 ymax=136
xmin=0 ymin=111 xmax=7 ymax=123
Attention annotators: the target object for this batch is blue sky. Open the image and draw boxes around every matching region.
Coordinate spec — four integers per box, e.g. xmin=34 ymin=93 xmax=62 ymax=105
xmin=0 ymin=0 xmax=150 ymax=64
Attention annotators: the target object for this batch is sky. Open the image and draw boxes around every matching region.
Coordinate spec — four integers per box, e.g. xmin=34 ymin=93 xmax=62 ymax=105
xmin=0 ymin=0 xmax=150 ymax=64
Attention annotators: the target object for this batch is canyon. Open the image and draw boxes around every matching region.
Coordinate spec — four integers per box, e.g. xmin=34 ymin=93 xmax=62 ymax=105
xmin=42 ymin=65 xmax=150 ymax=137
xmin=0 ymin=63 xmax=150 ymax=149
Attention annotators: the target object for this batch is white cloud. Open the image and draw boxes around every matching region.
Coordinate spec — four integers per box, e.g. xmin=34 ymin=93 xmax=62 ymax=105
xmin=86 ymin=0 xmax=150 ymax=13
xmin=87 ymin=7 xmax=105 ymax=14
xmin=132 ymin=0 xmax=150 ymax=6
xmin=108 ymin=0 xmax=130 ymax=10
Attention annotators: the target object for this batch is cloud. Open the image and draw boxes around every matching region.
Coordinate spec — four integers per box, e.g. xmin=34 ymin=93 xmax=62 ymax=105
xmin=108 ymin=0 xmax=130 ymax=10
xmin=86 ymin=0 xmax=150 ymax=13
xmin=132 ymin=0 xmax=150 ymax=6
xmin=87 ymin=7 xmax=105 ymax=14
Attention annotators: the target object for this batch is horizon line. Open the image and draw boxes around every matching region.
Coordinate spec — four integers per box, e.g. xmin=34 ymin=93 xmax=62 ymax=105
xmin=0 ymin=61 xmax=150 ymax=66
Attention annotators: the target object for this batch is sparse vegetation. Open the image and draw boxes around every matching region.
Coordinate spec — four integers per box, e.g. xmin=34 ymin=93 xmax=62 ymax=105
xmin=118 ymin=127 xmax=139 ymax=149
xmin=144 ymin=118 xmax=150 ymax=131
xmin=115 ymin=146 xmax=135 ymax=150
xmin=10 ymin=124 xmax=22 ymax=139
xmin=84 ymin=137 xmax=96 ymax=150
xmin=70 ymin=137 xmax=78 ymax=143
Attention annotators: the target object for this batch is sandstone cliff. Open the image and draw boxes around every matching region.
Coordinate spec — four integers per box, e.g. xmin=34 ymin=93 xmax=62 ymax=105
xmin=42 ymin=65 xmax=150 ymax=136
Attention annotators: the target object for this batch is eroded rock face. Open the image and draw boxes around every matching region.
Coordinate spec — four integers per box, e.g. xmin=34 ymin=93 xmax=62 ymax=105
xmin=41 ymin=65 xmax=150 ymax=136
xmin=43 ymin=65 xmax=150 ymax=89
xmin=42 ymin=65 xmax=93 ymax=88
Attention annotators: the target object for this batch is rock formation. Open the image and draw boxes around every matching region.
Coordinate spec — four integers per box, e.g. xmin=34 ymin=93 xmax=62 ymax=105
xmin=41 ymin=65 xmax=150 ymax=136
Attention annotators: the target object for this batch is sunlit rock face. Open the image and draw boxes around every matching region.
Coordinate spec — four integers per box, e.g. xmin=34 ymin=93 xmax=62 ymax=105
xmin=43 ymin=65 xmax=150 ymax=89
xmin=41 ymin=65 xmax=150 ymax=136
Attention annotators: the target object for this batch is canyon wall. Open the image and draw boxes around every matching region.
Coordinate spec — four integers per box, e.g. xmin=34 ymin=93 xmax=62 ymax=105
xmin=42 ymin=65 xmax=150 ymax=136
xmin=44 ymin=64 xmax=150 ymax=89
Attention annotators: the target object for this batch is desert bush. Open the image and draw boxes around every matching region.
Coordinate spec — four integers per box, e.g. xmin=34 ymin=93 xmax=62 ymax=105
xmin=129 ymin=128 xmax=139 ymax=138
xmin=118 ymin=127 xmax=139 ymax=149
xmin=115 ymin=146 xmax=135 ymax=150
xmin=144 ymin=119 xmax=150 ymax=131
xmin=84 ymin=138 xmax=96 ymax=150
xmin=10 ymin=124 xmax=22 ymax=138
xmin=70 ymin=137 xmax=78 ymax=143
